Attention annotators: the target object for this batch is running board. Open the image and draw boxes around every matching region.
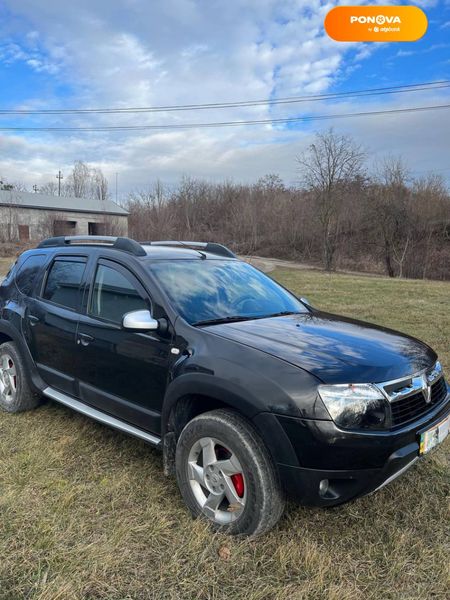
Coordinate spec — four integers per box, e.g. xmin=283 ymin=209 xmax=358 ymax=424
xmin=43 ymin=386 xmax=161 ymax=446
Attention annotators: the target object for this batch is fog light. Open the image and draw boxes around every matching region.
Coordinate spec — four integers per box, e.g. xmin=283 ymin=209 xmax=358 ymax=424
xmin=319 ymin=479 xmax=329 ymax=497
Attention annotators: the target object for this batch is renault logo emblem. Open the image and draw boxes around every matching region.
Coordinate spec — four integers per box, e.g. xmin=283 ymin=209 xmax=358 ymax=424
xmin=421 ymin=374 xmax=432 ymax=404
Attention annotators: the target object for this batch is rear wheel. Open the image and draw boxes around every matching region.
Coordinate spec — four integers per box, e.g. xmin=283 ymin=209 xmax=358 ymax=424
xmin=175 ymin=409 xmax=284 ymax=536
xmin=0 ymin=342 xmax=40 ymax=413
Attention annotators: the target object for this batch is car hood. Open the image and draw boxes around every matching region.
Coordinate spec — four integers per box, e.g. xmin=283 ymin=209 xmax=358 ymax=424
xmin=205 ymin=311 xmax=437 ymax=384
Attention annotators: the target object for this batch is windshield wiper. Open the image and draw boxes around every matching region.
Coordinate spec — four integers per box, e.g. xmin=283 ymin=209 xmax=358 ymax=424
xmin=193 ymin=315 xmax=255 ymax=326
xmin=193 ymin=311 xmax=302 ymax=326
xmin=262 ymin=311 xmax=301 ymax=318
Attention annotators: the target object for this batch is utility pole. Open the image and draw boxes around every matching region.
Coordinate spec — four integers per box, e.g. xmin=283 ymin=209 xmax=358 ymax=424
xmin=33 ymin=184 xmax=38 ymax=193
xmin=115 ymin=172 xmax=119 ymax=203
xmin=56 ymin=170 xmax=63 ymax=196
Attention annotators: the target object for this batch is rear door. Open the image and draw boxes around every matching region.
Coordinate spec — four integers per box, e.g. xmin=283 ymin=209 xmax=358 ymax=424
xmin=25 ymin=255 xmax=87 ymax=395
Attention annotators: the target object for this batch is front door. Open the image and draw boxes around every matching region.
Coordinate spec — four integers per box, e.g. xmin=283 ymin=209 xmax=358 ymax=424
xmin=75 ymin=259 xmax=171 ymax=434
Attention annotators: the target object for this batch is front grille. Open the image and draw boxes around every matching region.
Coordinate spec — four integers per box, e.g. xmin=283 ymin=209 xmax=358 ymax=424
xmin=390 ymin=376 xmax=448 ymax=427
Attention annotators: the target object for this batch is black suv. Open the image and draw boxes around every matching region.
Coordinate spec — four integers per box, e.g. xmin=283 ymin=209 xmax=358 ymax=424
xmin=0 ymin=236 xmax=449 ymax=535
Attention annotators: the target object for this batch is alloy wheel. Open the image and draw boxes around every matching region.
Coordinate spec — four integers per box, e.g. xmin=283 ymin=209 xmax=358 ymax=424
xmin=187 ymin=436 xmax=246 ymax=524
xmin=0 ymin=353 xmax=18 ymax=405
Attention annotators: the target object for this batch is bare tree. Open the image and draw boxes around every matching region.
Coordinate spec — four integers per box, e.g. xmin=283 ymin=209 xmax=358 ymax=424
xmin=297 ymin=129 xmax=365 ymax=270
xmin=411 ymin=173 xmax=449 ymax=278
xmin=123 ymin=168 xmax=448 ymax=280
xmin=0 ymin=179 xmax=27 ymax=192
xmin=39 ymin=161 xmax=109 ymax=201
xmin=92 ymin=168 xmax=109 ymax=202
xmin=39 ymin=181 xmax=59 ymax=196
xmin=370 ymin=156 xmax=411 ymax=277
xmin=69 ymin=161 xmax=91 ymax=198
xmin=4 ymin=142 xmax=444 ymax=278
xmin=0 ymin=189 xmax=20 ymax=241
xmin=127 ymin=180 xmax=175 ymax=241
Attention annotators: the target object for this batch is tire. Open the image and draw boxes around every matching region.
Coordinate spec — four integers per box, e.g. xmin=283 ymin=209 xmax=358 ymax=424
xmin=0 ymin=341 xmax=40 ymax=413
xmin=175 ymin=409 xmax=285 ymax=536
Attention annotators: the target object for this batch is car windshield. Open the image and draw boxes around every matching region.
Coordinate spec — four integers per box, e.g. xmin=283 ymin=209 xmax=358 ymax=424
xmin=148 ymin=259 xmax=308 ymax=325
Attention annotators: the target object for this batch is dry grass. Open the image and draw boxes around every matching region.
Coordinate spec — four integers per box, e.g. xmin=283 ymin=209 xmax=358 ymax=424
xmin=0 ymin=266 xmax=449 ymax=600
xmin=0 ymin=257 xmax=15 ymax=277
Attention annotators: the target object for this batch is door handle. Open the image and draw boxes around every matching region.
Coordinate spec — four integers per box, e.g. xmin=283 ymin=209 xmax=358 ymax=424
xmin=78 ymin=333 xmax=94 ymax=347
xmin=27 ymin=315 xmax=40 ymax=327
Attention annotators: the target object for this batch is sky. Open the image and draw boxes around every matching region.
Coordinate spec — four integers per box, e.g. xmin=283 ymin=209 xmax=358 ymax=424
xmin=0 ymin=0 xmax=449 ymax=198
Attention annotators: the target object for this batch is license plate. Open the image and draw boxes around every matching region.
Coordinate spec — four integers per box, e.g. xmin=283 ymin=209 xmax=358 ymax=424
xmin=419 ymin=415 xmax=450 ymax=455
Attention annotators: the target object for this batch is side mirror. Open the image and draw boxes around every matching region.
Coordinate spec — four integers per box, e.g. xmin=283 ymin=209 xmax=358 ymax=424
xmin=300 ymin=297 xmax=313 ymax=309
xmin=122 ymin=309 xmax=159 ymax=331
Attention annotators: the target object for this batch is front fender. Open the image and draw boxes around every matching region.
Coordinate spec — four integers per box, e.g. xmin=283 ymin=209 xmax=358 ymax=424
xmin=165 ymin=327 xmax=330 ymax=425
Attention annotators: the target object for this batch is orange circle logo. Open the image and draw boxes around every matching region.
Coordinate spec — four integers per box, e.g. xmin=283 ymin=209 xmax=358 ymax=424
xmin=324 ymin=5 xmax=428 ymax=42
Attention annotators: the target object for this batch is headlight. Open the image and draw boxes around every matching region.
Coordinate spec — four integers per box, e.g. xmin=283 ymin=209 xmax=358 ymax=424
xmin=428 ymin=360 xmax=443 ymax=384
xmin=318 ymin=383 xmax=388 ymax=430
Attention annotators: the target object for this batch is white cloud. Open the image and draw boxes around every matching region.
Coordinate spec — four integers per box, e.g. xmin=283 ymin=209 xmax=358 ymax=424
xmin=395 ymin=42 xmax=450 ymax=58
xmin=0 ymin=0 xmax=449 ymax=193
xmin=0 ymin=35 xmax=64 ymax=75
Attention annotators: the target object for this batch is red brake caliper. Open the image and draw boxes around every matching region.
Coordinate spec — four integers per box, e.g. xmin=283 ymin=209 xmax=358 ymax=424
xmin=231 ymin=473 xmax=245 ymax=497
xmin=217 ymin=445 xmax=245 ymax=498
xmin=9 ymin=360 xmax=16 ymax=388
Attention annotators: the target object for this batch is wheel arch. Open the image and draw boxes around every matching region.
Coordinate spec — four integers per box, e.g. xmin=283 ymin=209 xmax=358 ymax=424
xmin=0 ymin=330 xmax=13 ymax=346
xmin=0 ymin=321 xmax=21 ymax=349
xmin=0 ymin=320 xmax=46 ymax=394
xmin=162 ymin=374 xmax=262 ymax=437
xmin=161 ymin=373 xmax=299 ymax=477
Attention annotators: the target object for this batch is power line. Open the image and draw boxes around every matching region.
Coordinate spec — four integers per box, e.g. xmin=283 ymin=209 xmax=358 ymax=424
xmin=0 ymin=103 xmax=449 ymax=132
xmin=412 ymin=166 xmax=450 ymax=174
xmin=0 ymin=81 xmax=449 ymax=115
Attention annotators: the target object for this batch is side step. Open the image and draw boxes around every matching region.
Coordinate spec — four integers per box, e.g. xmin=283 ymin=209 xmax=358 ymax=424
xmin=43 ymin=386 xmax=161 ymax=446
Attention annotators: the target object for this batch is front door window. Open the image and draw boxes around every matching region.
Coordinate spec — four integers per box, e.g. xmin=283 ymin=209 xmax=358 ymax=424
xmin=89 ymin=263 xmax=148 ymax=324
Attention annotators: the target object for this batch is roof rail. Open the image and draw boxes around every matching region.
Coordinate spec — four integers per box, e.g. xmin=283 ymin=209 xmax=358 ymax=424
xmin=38 ymin=236 xmax=147 ymax=257
xmin=144 ymin=240 xmax=236 ymax=258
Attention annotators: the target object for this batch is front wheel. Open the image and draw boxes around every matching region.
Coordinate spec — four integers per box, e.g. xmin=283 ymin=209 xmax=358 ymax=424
xmin=175 ymin=409 xmax=285 ymax=536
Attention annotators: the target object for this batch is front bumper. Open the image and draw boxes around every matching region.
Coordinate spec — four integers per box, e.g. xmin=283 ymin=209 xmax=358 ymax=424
xmin=277 ymin=440 xmax=421 ymax=506
xmin=256 ymin=384 xmax=450 ymax=507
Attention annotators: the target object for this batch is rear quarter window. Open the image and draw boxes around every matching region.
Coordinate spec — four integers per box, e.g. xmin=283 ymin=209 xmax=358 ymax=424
xmin=1 ymin=259 xmax=18 ymax=286
xmin=15 ymin=254 xmax=46 ymax=295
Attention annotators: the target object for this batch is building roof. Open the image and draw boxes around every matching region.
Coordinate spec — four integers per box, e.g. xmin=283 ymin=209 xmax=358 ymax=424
xmin=0 ymin=189 xmax=129 ymax=216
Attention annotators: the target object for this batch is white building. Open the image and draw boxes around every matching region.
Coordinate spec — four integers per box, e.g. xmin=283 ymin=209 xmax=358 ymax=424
xmin=0 ymin=190 xmax=129 ymax=241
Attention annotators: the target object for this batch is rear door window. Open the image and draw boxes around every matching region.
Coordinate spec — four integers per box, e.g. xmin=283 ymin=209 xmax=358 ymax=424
xmin=42 ymin=258 xmax=86 ymax=311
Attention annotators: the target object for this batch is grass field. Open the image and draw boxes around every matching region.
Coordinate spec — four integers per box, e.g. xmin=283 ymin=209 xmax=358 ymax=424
xmin=0 ymin=265 xmax=449 ymax=600
xmin=0 ymin=257 xmax=14 ymax=277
